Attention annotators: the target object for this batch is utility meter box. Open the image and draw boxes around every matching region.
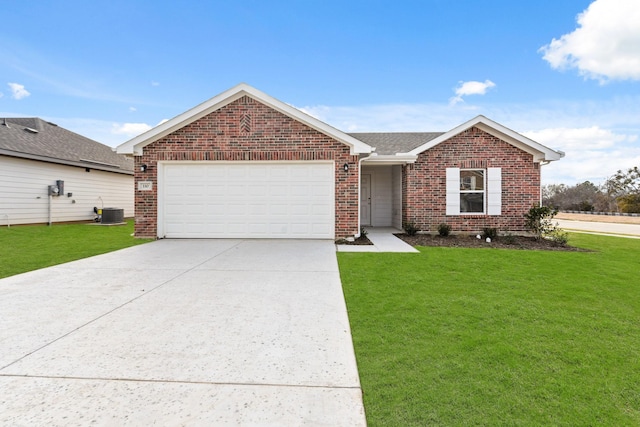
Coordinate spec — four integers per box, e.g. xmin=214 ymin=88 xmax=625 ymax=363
xmin=48 ymin=180 xmax=64 ymax=197
xmin=48 ymin=185 xmax=60 ymax=196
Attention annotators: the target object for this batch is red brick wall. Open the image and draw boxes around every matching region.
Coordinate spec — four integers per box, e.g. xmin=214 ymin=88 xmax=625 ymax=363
xmin=402 ymin=127 xmax=541 ymax=234
xmin=134 ymin=95 xmax=359 ymax=239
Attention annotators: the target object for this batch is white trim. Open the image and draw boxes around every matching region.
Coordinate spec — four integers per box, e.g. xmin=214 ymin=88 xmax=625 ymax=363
xmin=404 ymin=115 xmax=564 ymax=162
xmin=157 ymin=162 xmax=166 ymax=238
xmin=361 ymin=153 xmax=417 ymax=165
xmin=117 ymin=83 xmax=372 ymax=156
xmin=156 ymin=160 xmax=336 ymax=239
xmin=458 ymin=168 xmax=486 ymax=215
xmin=356 ymin=153 xmax=376 ymax=237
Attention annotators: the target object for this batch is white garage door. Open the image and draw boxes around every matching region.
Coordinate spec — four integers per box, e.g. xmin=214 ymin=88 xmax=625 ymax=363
xmin=159 ymin=162 xmax=335 ymax=239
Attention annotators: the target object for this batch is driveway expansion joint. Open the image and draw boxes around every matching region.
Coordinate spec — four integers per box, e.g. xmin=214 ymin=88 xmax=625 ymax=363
xmin=0 ymin=373 xmax=361 ymax=390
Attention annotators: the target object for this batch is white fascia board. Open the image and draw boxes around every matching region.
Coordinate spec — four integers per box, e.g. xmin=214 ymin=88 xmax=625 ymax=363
xmin=361 ymin=153 xmax=417 ymax=164
xmin=406 ymin=115 xmax=565 ymax=162
xmin=116 ymin=83 xmax=372 ymax=156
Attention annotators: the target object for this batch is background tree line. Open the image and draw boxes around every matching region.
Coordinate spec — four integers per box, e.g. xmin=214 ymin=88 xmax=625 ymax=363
xmin=543 ymin=166 xmax=640 ymax=213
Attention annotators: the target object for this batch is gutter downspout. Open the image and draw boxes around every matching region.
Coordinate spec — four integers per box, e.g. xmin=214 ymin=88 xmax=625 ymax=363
xmin=539 ymin=160 xmax=551 ymax=206
xmin=48 ymin=194 xmax=52 ymax=226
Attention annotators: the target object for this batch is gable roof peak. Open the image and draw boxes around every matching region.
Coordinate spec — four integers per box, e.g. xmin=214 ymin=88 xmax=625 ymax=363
xmin=405 ymin=115 xmax=564 ymax=162
xmin=116 ymin=83 xmax=372 ymax=156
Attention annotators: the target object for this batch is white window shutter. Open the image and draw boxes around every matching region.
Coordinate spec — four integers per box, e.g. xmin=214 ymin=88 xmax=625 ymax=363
xmin=446 ymin=168 xmax=460 ymax=215
xmin=487 ymin=167 xmax=502 ymax=215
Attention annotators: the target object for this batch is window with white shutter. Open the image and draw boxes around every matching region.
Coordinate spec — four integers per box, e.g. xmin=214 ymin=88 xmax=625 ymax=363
xmin=445 ymin=167 xmax=502 ymax=215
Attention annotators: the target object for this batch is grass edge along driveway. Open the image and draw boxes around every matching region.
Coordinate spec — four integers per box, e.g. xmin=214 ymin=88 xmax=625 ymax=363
xmin=338 ymin=233 xmax=640 ymax=426
xmin=0 ymin=220 xmax=151 ymax=279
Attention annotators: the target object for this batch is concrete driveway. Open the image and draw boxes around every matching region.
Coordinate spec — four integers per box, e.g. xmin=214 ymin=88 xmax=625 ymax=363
xmin=0 ymin=239 xmax=366 ymax=426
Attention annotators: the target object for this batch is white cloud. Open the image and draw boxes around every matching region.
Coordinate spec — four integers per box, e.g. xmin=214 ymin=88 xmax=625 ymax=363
xmin=8 ymin=82 xmax=30 ymax=100
xmin=111 ymin=122 xmax=152 ymax=137
xmin=450 ymin=80 xmax=496 ymax=105
xmin=300 ymin=103 xmax=475 ymax=133
xmin=523 ymin=126 xmax=640 ymax=184
xmin=151 ymin=81 xmax=160 ymax=86
xmin=129 ymin=106 xmax=137 ymax=112
xmin=524 ymin=126 xmax=635 ymax=150
xmin=299 ymin=98 xmax=640 ymax=185
xmin=540 ymin=0 xmax=640 ymax=82
xmin=111 ymin=119 xmax=168 ymax=140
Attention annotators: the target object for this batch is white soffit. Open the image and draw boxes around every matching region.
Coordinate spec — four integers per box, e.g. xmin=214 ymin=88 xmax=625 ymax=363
xmin=116 ymin=83 xmax=372 ymax=156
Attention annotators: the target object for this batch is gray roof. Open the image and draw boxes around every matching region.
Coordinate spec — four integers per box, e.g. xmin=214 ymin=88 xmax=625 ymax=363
xmin=349 ymin=132 xmax=444 ymax=155
xmin=0 ymin=118 xmax=133 ymax=174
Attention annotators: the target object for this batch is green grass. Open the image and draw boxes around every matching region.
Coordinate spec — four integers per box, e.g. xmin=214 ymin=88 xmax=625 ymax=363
xmin=338 ymin=234 xmax=640 ymax=426
xmin=0 ymin=220 xmax=151 ymax=278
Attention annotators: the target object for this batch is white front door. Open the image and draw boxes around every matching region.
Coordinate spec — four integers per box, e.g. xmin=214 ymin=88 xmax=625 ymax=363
xmin=360 ymin=174 xmax=371 ymax=226
xmin=159 ymin=162 xmax=335 ymax=239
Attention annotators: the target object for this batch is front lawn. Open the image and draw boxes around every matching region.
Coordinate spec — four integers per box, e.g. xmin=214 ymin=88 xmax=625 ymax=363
xmin=338 ymin=234 xmax=640 ymax=426
xmin=0 ymin=220 xmax=151 ymax=278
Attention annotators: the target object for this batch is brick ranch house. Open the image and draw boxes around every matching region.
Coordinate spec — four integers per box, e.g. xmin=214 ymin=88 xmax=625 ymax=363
xmin=116 ymin=84 xmax=564 ymax=240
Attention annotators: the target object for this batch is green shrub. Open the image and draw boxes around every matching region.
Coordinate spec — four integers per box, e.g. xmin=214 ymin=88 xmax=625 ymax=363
xmin=482 ymin=227 xmax=498 ymax=240
xmin=548 ymin=229 xmax=569 ymax=246
xmin=360 ymin=226 xmax=368 ymax=238
xmin=404 ymin=222 xmax=420 ymax=236
xmin=525 ymin=205 xmax=559 ymax=240
xmin=437 ymin=223 xmax=452 ymax=237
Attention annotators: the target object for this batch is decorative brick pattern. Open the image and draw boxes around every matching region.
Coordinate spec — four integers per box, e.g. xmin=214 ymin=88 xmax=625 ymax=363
xmin=402 ymin=127 xmax=541 ymax=234
xmin=240 ymin=113 xmax=252 ymax=133
xmin=134 ymin=96 xmax=359 ymax=239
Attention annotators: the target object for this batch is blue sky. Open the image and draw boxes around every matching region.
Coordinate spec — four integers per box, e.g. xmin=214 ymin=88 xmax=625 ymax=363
xmin=1 ymin=0 xmax=639 ymax=185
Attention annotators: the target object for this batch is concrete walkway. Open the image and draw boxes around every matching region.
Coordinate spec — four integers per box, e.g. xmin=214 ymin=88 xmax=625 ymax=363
xmin=0 ymin=239 xmax=366 ymax=426
xmin=556 ymin=219 xmax=640 ymax=238
xmin=336 ymin=227 xmax=419 ymax=253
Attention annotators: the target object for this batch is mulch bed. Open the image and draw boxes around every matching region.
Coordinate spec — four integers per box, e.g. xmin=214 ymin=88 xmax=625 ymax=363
xmin=395 ymin=233 xmax=588 ymax=252
xmin=335 ymin=235 xmax=374 ymax=245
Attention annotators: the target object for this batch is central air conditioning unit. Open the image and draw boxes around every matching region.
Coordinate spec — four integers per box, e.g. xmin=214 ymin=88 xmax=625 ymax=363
xmin=101 ymin=208 xmax=124 ymax=224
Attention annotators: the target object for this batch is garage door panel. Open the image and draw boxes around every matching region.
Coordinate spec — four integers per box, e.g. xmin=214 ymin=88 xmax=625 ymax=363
xmin=311 ymin=204 xmax=332 ymax=215
xmin=186 ymin=168 xmax=206 ymax=178
xmin=161 ymin=163 xmax=334 ymax=239
xmin=248 ymin=184 xmax=268 ymax=196
xmin=268 ymin=185 xmax=288 ymax=197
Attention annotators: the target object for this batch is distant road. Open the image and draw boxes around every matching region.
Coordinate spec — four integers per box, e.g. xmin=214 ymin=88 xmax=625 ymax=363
xmin=555 ymin=216 xmax=640 ymax=238
xmin=556 ymin=212 xmax=640 ymax=225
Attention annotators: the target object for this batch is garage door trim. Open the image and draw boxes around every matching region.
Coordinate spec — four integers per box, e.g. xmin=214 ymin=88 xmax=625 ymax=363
xmin=157 ymin=161 xmax=336 ymax=239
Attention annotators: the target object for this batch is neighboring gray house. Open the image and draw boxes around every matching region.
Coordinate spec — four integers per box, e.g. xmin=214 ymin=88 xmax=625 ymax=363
xmin=0 ymin=118 xmax=133 ymax=226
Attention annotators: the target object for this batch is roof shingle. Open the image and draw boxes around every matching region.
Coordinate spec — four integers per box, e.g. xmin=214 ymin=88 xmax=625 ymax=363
xmin=0 ymin=118 xmax=133 ymax=174
xmin=349 ymin=132 xmax=444 ymax=155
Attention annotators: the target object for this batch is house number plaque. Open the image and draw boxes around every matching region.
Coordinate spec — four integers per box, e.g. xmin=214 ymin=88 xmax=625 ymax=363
xmin=138 ymin=181 xmax=153 ymax=191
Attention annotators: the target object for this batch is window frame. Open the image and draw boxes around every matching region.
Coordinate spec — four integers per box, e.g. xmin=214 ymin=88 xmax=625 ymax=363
xmin=459 ymin=169 xmax=486 ymax=214
xmin=445 ymin=167 xmax=501 ymax=216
